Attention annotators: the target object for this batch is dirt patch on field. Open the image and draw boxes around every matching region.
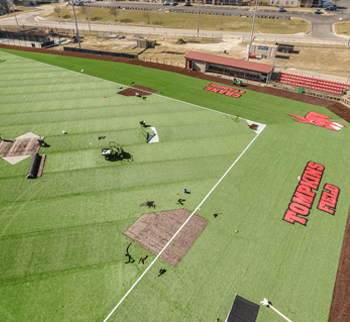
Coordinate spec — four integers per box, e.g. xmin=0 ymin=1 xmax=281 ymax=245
xmin=124 ymin=209 xmax=208 ymax=267
xmin=0 ymin=136 xmax=43 ymax=157
xmin=119 ymin=85 xmax=157 ymax=97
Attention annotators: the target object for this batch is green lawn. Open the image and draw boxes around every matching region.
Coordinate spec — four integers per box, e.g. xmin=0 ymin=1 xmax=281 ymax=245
xmin=45 ymin=7 xmax=309 ymax=34
xmin=0 ymin=49 xmax=349 ymax=322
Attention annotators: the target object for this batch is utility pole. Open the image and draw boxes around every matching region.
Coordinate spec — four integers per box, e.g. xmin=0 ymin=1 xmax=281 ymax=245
xmin=71 ymin=0 xmax=81 ymax=49
xmin=246 ymin=0 xmax=258 ymax=61
xmin=5 ymin=0 xmax=18 ymax=26
xmin=84 ymin=4 xmax=91 ymax=32
xmin=197 ymin=2 xmax=200 ymax=38
xmin=267 ymin=44 xmax=279 ymax=85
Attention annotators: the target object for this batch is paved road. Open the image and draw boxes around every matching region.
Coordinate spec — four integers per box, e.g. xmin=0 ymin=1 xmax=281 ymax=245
xmin=0 ymin=3 xmax=349 ymax=44
xmin=87 ymin=0 xmax=350 ymax=39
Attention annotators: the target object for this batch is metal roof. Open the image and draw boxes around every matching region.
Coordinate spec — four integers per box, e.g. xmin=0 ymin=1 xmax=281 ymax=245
xmin=185 ymin=51 xmax=273 ymax=74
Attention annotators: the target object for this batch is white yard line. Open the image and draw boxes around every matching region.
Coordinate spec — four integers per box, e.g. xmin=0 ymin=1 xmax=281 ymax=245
xmin=0 ymin=51 xmax=268 ymax=321
xmin=103 ymin=124 xmax=266 ymax=322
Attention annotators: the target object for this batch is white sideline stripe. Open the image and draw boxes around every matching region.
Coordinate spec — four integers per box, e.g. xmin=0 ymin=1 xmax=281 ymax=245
xmin=0 ymin=51 xmax=268 ymax=319
xmin=0 ymin=51 xmax=261 ymax=125
xmin=103 ymin=124 xmax=266 ymax=322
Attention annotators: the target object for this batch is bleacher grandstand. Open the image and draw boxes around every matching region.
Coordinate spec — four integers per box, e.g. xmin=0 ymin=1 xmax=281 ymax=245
xmin=275 ymin=72 xmax=350 ymax=96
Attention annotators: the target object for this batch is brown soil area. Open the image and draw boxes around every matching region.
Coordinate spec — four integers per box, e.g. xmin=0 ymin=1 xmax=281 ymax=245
xmin=1 ymin=45 xmax=349 ymax=320
xmin=119 ymin=85 xmax=157 ymax=97
xmin=0 ymin=136 xmax=43 ymax=157
xmin=124 ymin=209 xmax=208 ymax=267
xmin=328 ymin=206 xmax=350 ymax=322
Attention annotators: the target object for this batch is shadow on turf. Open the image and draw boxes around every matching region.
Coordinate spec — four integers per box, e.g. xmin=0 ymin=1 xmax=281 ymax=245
xmin=106 ymin=151 xmax=134 ymax=162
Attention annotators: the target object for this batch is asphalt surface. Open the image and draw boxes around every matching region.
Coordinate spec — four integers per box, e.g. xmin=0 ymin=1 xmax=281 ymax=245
xmin=1 ymin=2 xmax=350 ymax=44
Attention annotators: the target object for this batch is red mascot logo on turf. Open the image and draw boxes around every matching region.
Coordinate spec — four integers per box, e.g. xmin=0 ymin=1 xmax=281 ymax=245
xmin=288 ymin=111 xmax=345 ymax=131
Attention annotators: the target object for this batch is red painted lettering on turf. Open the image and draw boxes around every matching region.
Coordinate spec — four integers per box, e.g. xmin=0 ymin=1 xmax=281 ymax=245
xmin=283 ymin=210 xmax=307 ymax=225
xmin=289 ymin=202 xmax=310 ymax=216
xmin=204 ymin=83 xmax=245 ymax=98
xmin=317 ymin=184 xmax=340 ymax=215
xmin=307 ymin=161 xmax=325 ymax=172
xmin=296 ymin=185 xmax=315 ymax=198
xmin=292 ymin=192 xmax=313 ymax=208
xmin=282 ymin=161 xmax=325 ymax=225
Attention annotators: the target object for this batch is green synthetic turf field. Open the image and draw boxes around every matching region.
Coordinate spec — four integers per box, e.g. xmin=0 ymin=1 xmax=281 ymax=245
xmin=0 ymin=49 xmax=349 ymax=322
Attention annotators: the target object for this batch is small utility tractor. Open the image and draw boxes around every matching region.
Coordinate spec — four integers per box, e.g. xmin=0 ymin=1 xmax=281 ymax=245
xmin=101 ymin=141 xmax=124 ymax=160
xmin=233 ymin=78 xmax=243 ymax=87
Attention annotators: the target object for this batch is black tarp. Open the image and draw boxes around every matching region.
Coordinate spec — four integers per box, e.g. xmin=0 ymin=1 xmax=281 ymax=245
xmin=63 ymin=47 xmax=138 ymax=59
xmin=227 ymin=295 xmax=260 ymax=322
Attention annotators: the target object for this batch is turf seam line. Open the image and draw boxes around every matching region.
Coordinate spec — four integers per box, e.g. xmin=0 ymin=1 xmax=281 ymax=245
xmin=0 ymin=178 xmax=217 ymax=208
xmin=102 ymin=124 xmax=266 ymax=322
xmin=0 ymin=51 xmax=263 ymax=126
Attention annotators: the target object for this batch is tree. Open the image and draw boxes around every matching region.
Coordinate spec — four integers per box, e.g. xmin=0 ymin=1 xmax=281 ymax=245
xmin=142 ymin=11 xmax=152 ymax=25
xmin=110 ymin=8 xmax=119 ymax=21
xmin=54 ymin=6 xmax=61 ymax=18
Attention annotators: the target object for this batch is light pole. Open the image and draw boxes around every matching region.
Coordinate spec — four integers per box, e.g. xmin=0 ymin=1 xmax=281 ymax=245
xmin=343 ymin=72 xmax=350 ymax=95
xmin=246 ymin=0 xmax=258 ymax=61
xmin=71 ymin=0 xmax=81 ymax=49
xmin=84 ymin=4 xmax=91 ymax=32
xmin=13 ymin=7 xmax=19 ymax=26
xmin=266 ymin=44 xmax=279 ymax=85
xmin=5 ymin=0 xmax=18 ymax=26
xmin=197 ymin=1 xmax=200 ymax=38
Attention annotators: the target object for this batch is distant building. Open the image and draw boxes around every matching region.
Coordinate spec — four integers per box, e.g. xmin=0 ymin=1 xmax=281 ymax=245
xmin=185 ymin=51 xmax=273 ymax=83
xmin=267 ymin=0 xmax=300 ymax=6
